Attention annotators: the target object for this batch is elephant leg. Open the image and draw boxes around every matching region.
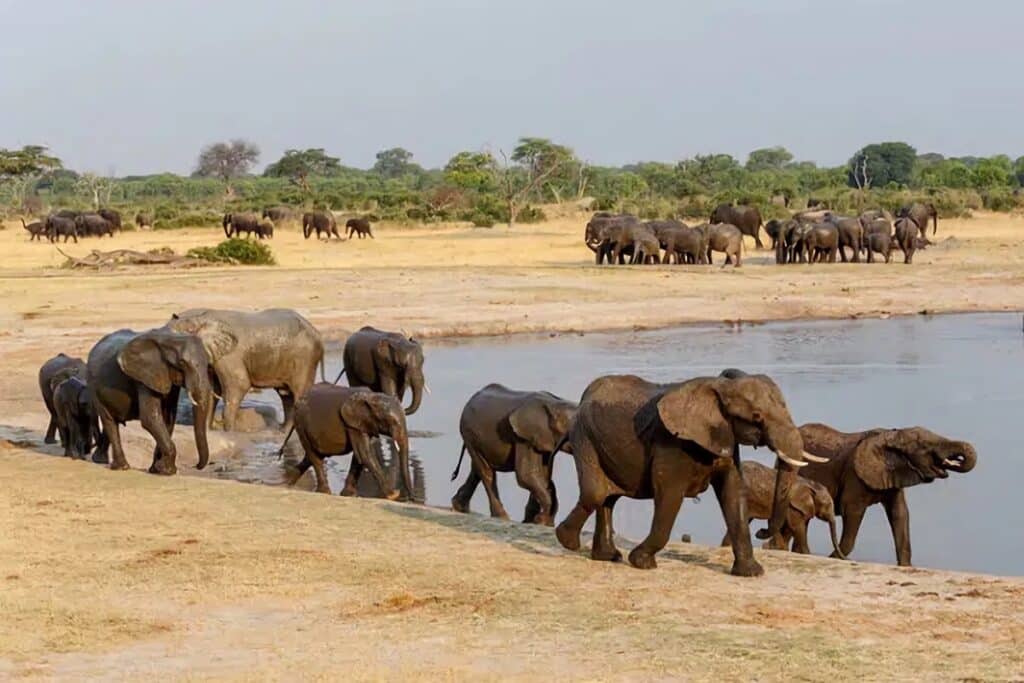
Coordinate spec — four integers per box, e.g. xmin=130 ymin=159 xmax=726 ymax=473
xmin=628 ymin=465 xmax=684 ymax=570
xmin=592 ymin=495 xmax=622 ymax=562
xmin=350 ymin=432 xmax=398 ymax=500
xmin=852 ymin=239 xmax=861 ymax=263
xmin=555 ymin=438 xmax=607 ymax=553
xmin=149 ymin=387 xmax=180 ymax=470
xmin=44 ymin=411 xmax=58 ymax=444
xmin=139 ymin=390 xmax=177 ymax=475
xmin=790 ymin=516 xmax=811 ymax=554
xmin=835 ymin=502 xmax=866 ymax=559
xmin=295 ymin=429 xmax=330 ymax=493
xmin=754 ymin=232 xmax=764 ymax=249
xmin=839 ymin=244 xmax=848 ymax=263
xmin=287 ymin=456 xmax=313 ymax=487
xmin=514 ymin=444 xmax=554 ymax=525
xmin=451 ymin=467 xmax=480 ymax=513
xmin=466 ymin=445 xmax=507 ymax=519
xmin=220 ymin=381 xmax=249 ymax=432
xmin=340 ymin=457 xmax=364 ymax=496
xmin=94 ymin=404 xmax=124 ymax=468
xmin=711 ymin=462 xmax=764 ymax=577
xmin=883 ymin=490 xmax=912 ymax=567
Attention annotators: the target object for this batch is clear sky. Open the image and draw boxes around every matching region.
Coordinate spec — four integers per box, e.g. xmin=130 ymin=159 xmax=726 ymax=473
xmin=2 ymin=0 xmax=1021 ymax=175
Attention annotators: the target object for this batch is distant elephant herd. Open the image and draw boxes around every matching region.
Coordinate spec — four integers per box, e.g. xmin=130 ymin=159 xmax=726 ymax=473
xmin=20 ymin=208 xmax=126 ymax=243
xmin=36 ymin=308 xmax=976 ymax=576
xmin=223 ymin=207 xmax=374 ymax=241
xmin=585 ymin=201 xmax=939 ymax=267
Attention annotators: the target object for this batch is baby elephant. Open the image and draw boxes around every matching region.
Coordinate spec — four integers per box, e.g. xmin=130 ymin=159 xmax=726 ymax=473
xmin=51 ymin=376 xmax=100 ymax=459
xmin=345 ymin=217 xmax=374 ymax=239
xmin=865 ymin=232 xmax=893 ymax=263
xmin=452 ymin=384 xmax=576 ymax=525
xmin=730 ymin=460 xmax=844 ymax=557
xmin=287 ymin=384 xmax=415 ymax=500
xmin=255 ymin=220 xmax=274 ymax=239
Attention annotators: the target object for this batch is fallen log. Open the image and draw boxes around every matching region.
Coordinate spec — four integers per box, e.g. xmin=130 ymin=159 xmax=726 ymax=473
xmin=56 ymin=247 xmax=214 ymax=269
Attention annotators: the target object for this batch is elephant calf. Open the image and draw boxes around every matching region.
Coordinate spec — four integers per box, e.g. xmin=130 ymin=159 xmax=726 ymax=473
xmin=346 ymin=217 xmax=374 ymax=239
xmin=52 ymin=376 xmax=100 ymax=459
xmin=39 ymin=353 xmax=87 ymax=445
xmin=730 ymin=460 xmax=843 ymax=557
xmin=451 ymin=384 xmax=577 ymax=525
xmin=866 ymin=233 xmax=893 ymax=263
xmin=703 ymin=223 xmax=743 ymax=267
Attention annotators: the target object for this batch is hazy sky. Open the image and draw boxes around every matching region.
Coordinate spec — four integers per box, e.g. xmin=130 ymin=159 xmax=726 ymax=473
xmin=2 ymin=0 xmax=1021 ymax=175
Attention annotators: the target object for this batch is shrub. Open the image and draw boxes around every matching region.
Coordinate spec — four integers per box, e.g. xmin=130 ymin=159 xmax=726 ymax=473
xmin=515 ymin=205 xmax=546 ymax=223
xmin=154 ymin=212 xmax=221 ymax=230
xmin=187 ymin=238 xmax=275 ymax=265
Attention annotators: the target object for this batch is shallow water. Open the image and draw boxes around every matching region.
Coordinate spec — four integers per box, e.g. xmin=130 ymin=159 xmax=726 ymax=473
xmin=251 ymin=313 xmax=1023 ymax=576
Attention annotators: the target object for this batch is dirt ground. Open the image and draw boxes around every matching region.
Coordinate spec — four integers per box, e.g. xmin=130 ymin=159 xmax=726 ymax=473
xmin=1 ymin=209 xmax=1023 ymax=680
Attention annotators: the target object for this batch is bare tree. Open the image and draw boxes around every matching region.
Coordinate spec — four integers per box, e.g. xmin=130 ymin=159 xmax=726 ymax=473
xmin=496 ymin=138 xmax=574 ymax=226
xmin=194 ymin=139 xmax=260 ymax=196
xmin=76 ymin=172 xmax=114 ymax=210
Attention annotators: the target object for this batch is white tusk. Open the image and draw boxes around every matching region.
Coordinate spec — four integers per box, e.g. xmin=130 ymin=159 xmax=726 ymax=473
xmin=774 ymin=450 xmax=807 ymax=468
xmin=942 ymin=457 xmax=963 ymax=467
xmin=424 ymin=383 xmax=431 ymax=395
xmin=801 ymin=450 xmax=830 ymax=464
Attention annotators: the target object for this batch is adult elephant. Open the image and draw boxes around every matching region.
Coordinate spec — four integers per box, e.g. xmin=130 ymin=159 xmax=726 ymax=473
xmin=39 ymin=353 xmax=87 ymax=444
xmin=656 ymin=224 xmax=707 ymax=264
xmin=823 ymin=213 xmax=863 ymax=263
xmin=222 ymin=212 xmax=260 ymax=238
xmin=553 ymin=372 xmax=821 ymax=573
xmin=345 ymin=217 xmax=374 ymax=239
xmin=52 ymin=376 xmax=100 ymax=459
xmin=262 ymin=206 xmax=293 ymax=223
xmin=898 ymin=202 xmax=938 ymax=238
xmin=134 ymin=212 xmax=153 ymax=229
xmin=704 ymin=223 xmax=743 ymax=266
xmin=585 ymin=214 xmax=640 ymax=264
xmin=75 ymin=213 xmax=115 ymax=238
xmin=342 ymin=327 xmax=426 ymax=415
xmin=88 ymin=328 xmax=214 ymax=474
xmin=451 ymin=384 xmax=577 ymax=525
xmin=45 ymin=215 xmax=78 ymax=243
xmin=798 ymin=423 xmax=977 ymax=566
xmin=286 ymin=384 xmax=414 ymax=500
xmin=165 ymin=308 xmax=325 ymax=431
xmin=803 ymin=223 xmax=839 ymax=263
xmin=710 ymin=204 xmax=764 ymax=249
xmin=894 ymin=216 xmax=919 ymax=264
xmin=98 ymin=208 xmax=122 ymax=231
xmin=303 ymin=210 xmax=340 ymax=240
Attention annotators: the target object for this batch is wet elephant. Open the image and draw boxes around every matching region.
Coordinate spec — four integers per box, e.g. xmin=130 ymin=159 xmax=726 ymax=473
xmin=710 ymin=204 xmax=764 ymax=249
xmin=342 ymin=327 xmax=426 ymax=416
xmin=39 ymin=353 xmax=87 ymax=445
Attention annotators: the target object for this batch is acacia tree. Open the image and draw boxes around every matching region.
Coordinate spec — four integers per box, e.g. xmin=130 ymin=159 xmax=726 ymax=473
xmin=498 ymin=137 xmax=575 ymax=226
xmin=194 ymin=139 xmax=260 ymax=196
xmin=263 ymin=148 xmax=340 ymax=194
xmin=0 ymin=145 xmax=62 ymax=211
xmin=373 ymin=147 xmax=418 ymax=179
xmin=847 ymin=142 xmax=916 ymax=189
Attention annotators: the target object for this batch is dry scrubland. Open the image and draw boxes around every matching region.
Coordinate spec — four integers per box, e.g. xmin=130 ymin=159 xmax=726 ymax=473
xmin=1 ymin=209 xmax=1024 ymax=679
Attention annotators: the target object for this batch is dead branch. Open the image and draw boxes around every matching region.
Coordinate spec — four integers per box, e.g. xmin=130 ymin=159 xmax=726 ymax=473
xmin=55 ymin=247 xmax=213 ymax=270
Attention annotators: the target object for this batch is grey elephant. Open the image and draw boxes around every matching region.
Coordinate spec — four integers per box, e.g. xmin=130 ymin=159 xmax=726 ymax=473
xmin=88 ymin=328 xmax=214 ymax=474
xmin=798 ymin=423 xmax=977 ymax=566
xmin=286 ymin=383 xmax=414 ymax=500
xmin=865 ymin=233 xmax=893 ymax=263
xmin=345 ymin=217 xmax=374 ymax=239
xmin=21 ymin=218 xmax=47 ymax=240
xmin=585 ymin=213 xmax=640 ymax=264
xmin=97 ymin=208 xmax=122 ymax=231
xmin=39 ymin=353 xmax=87 ymax=445
xmin=656 ymin=223 xmax=707 ymax=264
xmin=262 ymin=206 xmax=294 ymax=223
xmin=451 ymin=384 xmax=577 ymax=525
xmin=894 ymin=216 xmax=919 ymax=264
xmin=45 ymin=214 xmax=78 ymax=243
xmin=222 ymin=212 xmax=260 ymax=238
xmin=710 ymin=204 xmax=764 ymax=248
xmin=52 ymin=376 xmax=100 ymax=459
xmin=898 ymin=202 xmax=937 ymax=237
xmin=803 ymin=223 xmax=839 ymax=263
xmin=823 ymin=213 xmax=864 ymax=263
xmin=166 ymin=308 xmax=325 ymax=431
xmin=303 ymin=210 xmax=341 ymax=240
xmin=729 ymin=460 xmax=843 ymax=557
xmin=75 ymin=213 xmax=115 ymax=238
xmin=553 ymin=372 xmax=822 ymax=573
xmin=342 ymin=327 xmax=426 ymax=415
xmin=703 ymin=223 xmax=743 ymax=267
xmin=135 ymin=212 xmax=153 ymax=229
xmin=610 ymin=223 xmax=659 ymax=265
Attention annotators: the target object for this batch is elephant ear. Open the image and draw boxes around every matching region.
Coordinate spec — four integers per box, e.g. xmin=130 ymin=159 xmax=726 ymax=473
xmin=788 ymin=484 xmax=815 ymax=520
xmin=852 ymin=431 xmax=927 ymax=491
xmin=339 ymin=392 xmax=389 ymax=435
xmin=193 ymin=319 xmax=237 ymax=361
xmin=508 ymin=400 xmax=557 ymax=454
xmin=376 ymin=337 xmax=399 ymax=368
xmin=655 ymin=380 xmax=734 ymax=458
xmin=117 ymin=336 xmax=172 ymax=395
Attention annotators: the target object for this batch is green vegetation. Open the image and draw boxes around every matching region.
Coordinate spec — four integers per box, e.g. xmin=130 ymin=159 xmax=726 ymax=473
xmin=186 ymin=238 xmax=276 ymax=265
xmin=3 ymin=139 xmax=1024 ymax=226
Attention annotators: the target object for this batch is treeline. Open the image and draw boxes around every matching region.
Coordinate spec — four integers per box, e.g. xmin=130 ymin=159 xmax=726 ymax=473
xmin=2 ymin=141 xmax=1024 ymax=229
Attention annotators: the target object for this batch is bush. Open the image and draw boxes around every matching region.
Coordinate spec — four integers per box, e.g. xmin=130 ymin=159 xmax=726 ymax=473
xmin=187 ymin=238 xmax=275 ymax=265
xmin=154 ymin=211 xmax=221 ymax=230
xmin=515 ymin=205 xmax=546 ymax=223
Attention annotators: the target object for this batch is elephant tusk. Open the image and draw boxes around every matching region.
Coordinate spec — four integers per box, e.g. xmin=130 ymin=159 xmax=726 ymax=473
xmin=424 ymin=383 xmax=432 ymax=395
xmin=801 ymin=450 xmax=830 ymax=464
xmin=774 ymin=450 xmax=807 ymax=468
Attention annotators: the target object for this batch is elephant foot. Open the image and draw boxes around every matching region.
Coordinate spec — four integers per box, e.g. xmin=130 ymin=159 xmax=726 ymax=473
xmin=592 ymin=546 xmax=623 ymax=563
xmin=92 ymin=451 xmax=110 ymax=465
xmin=148 ymin=462 xmax=177 ymax=476
xmin=627 ymin=547 xmax=657 ymax=570
xmin=451 ymin=497 xmax=470 ymax=513
xmin=829 ymin=550 xmax=848 ymax=561
xmin=383 ymin=489 xmax=401 ymax=501
xmin=531 ymin=513 xmax=554 ymax=527
xmin=337 ymin=486 xmax=355 ymax=496
xmin=109 ymin=459 xmax=130 ymax=471
xmin=730 ymin=558 xmax=765 ymax=577
xmin=555 ymin=522 xmax=581 ymax=551
xmin=44 ymin=436 xmax=57 ymax=445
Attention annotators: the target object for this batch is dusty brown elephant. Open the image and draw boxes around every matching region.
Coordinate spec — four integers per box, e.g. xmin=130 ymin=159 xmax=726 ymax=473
xmin=303 ymin=210 xmax=341 ymax=240
xmin=898 ymin=202 xmax=937 ymax=238
xmin=222 ymin=212 xmax=260 ymax=238
xmin=803 ymin=223 xmax=839 ymax=263
xmin=553 ymin=372 xmax=823 ymax=574
xmin=451 ymin=384 xmax=577 ymax=525
xmin=894 ymin=216 xmax=919 ymax=264
xmin=798 ymin=423 xmax=977 ymax=566
xmin=710 ymin=204 xmax=764 ymax=248
xmin=703 ymin=223 xmax=743 ymax=267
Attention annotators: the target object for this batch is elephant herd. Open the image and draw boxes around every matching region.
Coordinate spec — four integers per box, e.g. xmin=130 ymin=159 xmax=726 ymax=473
xmin=21 ymin=208 xmax=125 ymax=243
xmin=585 ymin=202 xmax=939 ymax=268
xmin=38 ymin=311 xmax=977 ymax=575
xmin=221 ymin=207 xmax=374 ymax=242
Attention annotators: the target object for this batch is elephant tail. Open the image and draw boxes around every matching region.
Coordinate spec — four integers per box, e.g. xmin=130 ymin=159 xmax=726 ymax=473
xmin=450 ymin=443 xmax=467 ymax=481
xmin=331 ymin=367 xmax=346 ymax=385
xmin=319 ymin=354 xmax=326 ymax=383
xmin=277 ymin=425 xmax=296 ymax=460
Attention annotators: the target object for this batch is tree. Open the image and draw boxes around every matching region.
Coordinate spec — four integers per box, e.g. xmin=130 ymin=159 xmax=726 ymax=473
xmin=263 ymin=148 xmax=340 ymax=192
xmin=745 ymin=146 xmax=794 ymax=172
xmin=498 ymin=137 xmax=575 ymax=226
xmin=372 ymin=147 xmax=418 ymax=179
xmin=443 ymin=151 xmax=498 ymax=192
xmin=0 ymin=145 xmax=62 ymax=211
xmin=971 ymin=155 xmax=1013 ymax=188
xmin=75 ymin=172 xmax=114 ymax=210
xmin=194 ymin=139 xmax=260 ymax=195
xmin=847 ymin=142 xmax=917 ymax=189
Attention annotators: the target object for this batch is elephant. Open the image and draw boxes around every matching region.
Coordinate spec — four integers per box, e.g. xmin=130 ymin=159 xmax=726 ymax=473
xmin=98 ymin=208 xmax=122 ymax=231
xmin=764 ymin=219 xmax=783 ymax=251
xmin=342 ymin=326 xmax=425 ymax=415
xmin=87 ymin=328 xmax=214 ymax=474
xmin=798 ymin=423 xmax=977 ymax=566
xmin=254 ymin=220 xmax=274 ymax=239
xmin=286 ymin=383 xmax=414 ymax=500
xmin=450 ymin=384 xmax=577 ymax=525
xmin=803 ymin=223 xmax=839 ymax=263
xmin=823 ymin=213 xmax=863 ymax=263
xmin=553 ymin=372 xmax=821 ymax=573
xmin=262 ymin=206 xmax=294 ymax=223
xmin=859 ymin=209 xmax=894 ymax=225
xmin=345 ymin=217 xmax=374 ymax=239
xmin=75 ymin=213 xmax=115 ymax=238
xmin=135 ymin=212 xmax=153 ymax=229
xmin=303 ymin=210 xmax=341 ymax=240
xmin=21 ymin=217 xmax=47 ymax=240
xmin=39 ymin=353 xmax=87 ymax=444
xmin=630 ymin=228 xmax=662 ymax=264
xmin=222 ymin=212 xmax=260 ymax=238
xmin=865 ymin=232 xmax=893 ymax=263
xmin=898 ymin=202 xmax=937 ymax=237
xmin=703 ymin=223 xmax=743 ymax=267
xmin=45 ymin=215 xmax=78 ymax=243
xmin=608 ymin=223 xmax=659 ymax=265
xmin=710 ymin=204 xmax=764 ymax=249
xmin=728 ymin=460 xmax=843 ymax=557
xmin=656 ymin=224 xmax=707 ymax=264
xmin=894 ymin=216 xmax=919 ymax=264
xmin=54 ymin=209 xmax=81 ymax=220
xmin=165 ymin=308 xmax=325 ymax=431
xmin=794 ymin=209 xmax=830 ymax=225
xmin=773 ymin=219 xmax=810 ymax=264
xmin=585 ymin=214 xmax=640 ymax=264
xmin=52 ymin=376 xmax=100 ymax=459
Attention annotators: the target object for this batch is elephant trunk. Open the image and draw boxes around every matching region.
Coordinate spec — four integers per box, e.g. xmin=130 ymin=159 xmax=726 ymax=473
xmin=405 ymin=368 xmax=425 ymax=416
xmin=945 ymin=441 xmax=977 ymax=474
xmin=760 ymin=423 xmax=810 ymax=540
xmin=192 ymin=395 xmax=211 ymax=470
xmin=183 ymin=363 xmax=213 ymax=470
xmin=390 ymin=419 xmax=416 ymax=502
xmin=825 ymin=511 xmax=845 ymax=560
